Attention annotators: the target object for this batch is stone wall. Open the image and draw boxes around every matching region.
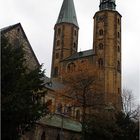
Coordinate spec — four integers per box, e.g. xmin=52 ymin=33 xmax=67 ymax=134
xmin=3 ymin=24 xmax=39 ymax=71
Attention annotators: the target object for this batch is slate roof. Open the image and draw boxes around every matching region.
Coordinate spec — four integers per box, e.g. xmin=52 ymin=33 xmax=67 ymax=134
xmin=43 ymin=76 xmax=65 ymax=91
xmin=62 ymin=49 xmax=94 ymax=61
xmin=37 ymin=114 xmax=82 ymax=132
xmin=56 ymin=0 xmax=79 ymax=27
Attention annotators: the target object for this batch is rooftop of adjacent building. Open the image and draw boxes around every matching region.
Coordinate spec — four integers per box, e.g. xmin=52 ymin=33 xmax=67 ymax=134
xmin=37 ymin=113 xmax=82 ymax=132
xmin=62 ymin=49 xmax=95 ymax=62
xmin=1 ymin=23 xmax=40 ymax=67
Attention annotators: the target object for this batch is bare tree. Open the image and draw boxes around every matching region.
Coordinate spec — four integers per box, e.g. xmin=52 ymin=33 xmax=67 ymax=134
xmin=122 ymin=89 xmax=140 ymax=120
xmin=56 ymin=63 xmax=101 ymax=140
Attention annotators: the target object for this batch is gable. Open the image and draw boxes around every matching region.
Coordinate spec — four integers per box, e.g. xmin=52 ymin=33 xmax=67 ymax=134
xmin=1 ymin=23 xmax=40 ymax=70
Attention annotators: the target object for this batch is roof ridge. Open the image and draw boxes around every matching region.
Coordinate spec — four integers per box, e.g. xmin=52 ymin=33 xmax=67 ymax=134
xmin=0 ymin=23 xmax=21 ymax=33
xmin=61 ymin=49 xmax=94 ymax=61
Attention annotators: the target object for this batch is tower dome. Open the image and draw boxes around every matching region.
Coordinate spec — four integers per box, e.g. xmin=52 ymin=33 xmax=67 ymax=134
xmin=99 ymin=0 xmax=116 ymax=10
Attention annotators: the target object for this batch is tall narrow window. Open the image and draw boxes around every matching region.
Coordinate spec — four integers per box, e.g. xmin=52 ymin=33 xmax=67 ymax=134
xmin=98 ymin=58 xmax=104 ymax=68
xmin=118 ymin=32 xmax=120 ymax=38
xmin=57 ymin=134 xmax=60 ymax=140
xmin=41 ymin=132 xmax=45 ymax=140
xmin=118 ymin=88 xmax=120 ymax=94
xmin=99 ymin=29 xmax=103 ymax=36
xmin=57 ymin=28 xmax=61 ymax=35
xmin=54 ymin=67 xmax=58 ymax=77
xmin=117 ymin=61 xmax=120 ymax=71
xmin=67 ymin=106 xmax=72 ymax=116
xmin=118 ymin=46 xmax=120 ymax=52
xmin=73 ymin=42 xmax=77 ymax=51
xmin=56 ymin=53 xmax=59 ymax=59
xmin=57 ymin=103 xmax=62 ymax=114
xmin=46 ymin=99 xmax=52 ymax=112
xmin=118 ymin=18 xmax=120 ymax=24
xmin=57 ymin=40 xmax=60 ymax=46
xmin=74 ymin=30 xmax=77 ymax=36
xmin=76 ymin=110 xmax=80 ymax=121
xmin=67 ymin=62 xmax=76 ymax=72
xmin=99 ymin=43 xmax=103 ymax=50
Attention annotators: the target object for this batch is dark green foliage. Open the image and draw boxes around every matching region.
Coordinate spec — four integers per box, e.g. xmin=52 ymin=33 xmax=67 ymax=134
xmin=84 ymin=112 xmax=139 ymax=140
xmin=115 ymin=112 xmax=139 ymax=140
xmin=1 ymin=36 xmax=47 ymax=140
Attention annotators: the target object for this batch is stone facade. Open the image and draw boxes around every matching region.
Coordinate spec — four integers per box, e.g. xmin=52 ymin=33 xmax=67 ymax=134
xmin=1 ymin=0 xmax=123 ymax=139
xmin=93 ymin=10 xmax=122 ymax=110
xmin=1 ymin=23 xmax=82 ymax=140
xmin=1 ymin=23 xmax=39 ymax=71
xmin=51 ymin=23 xmax=79 ymax=79
xmin=51 ymin=0 xmax=122 ymax=112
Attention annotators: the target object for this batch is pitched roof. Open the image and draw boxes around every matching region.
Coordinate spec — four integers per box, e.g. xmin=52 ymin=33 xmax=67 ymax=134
xmin=56 ymin=0 xmax=79 ymax=27
xmin=0 ymin=23 xmax=20 ymax=33
xmin=43 ymin=76 xmax=64 ymax=91
xmin=1 ymin=23 xmax=40 ymax=67
xmin=37 ymin=114 xmax=82 ymax=132
xmin=62 ymin=49 xmax=94 ymax=61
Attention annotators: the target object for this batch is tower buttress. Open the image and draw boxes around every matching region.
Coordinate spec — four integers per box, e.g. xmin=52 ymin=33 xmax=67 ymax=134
xmin=93 ymin=0 xmax=122 ymax=110
xmin=51 ymin=0 xmax=79 ymax=79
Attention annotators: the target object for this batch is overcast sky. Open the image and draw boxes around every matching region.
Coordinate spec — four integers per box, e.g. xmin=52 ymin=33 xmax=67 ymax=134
xmin=0 ymin=0 xmax=140 ymax=103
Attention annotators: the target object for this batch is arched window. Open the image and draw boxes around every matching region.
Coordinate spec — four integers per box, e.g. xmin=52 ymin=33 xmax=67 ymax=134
xmin=67 ymin=106 xmax=72 ymax=116
xmin=118 ymin=88 xmax=120 ymax=94
xmin=57 ymin=103 xmax=62 ymax=113
xmin=98 ymin=58 xmax=104 ymax=68
xmin=99 ymin=43 xmax=103 ymax=50
xmin=57 ymin=134 xmax=60 ymax=140
xmin=56 ymin=53 xmax=59 ymax=59
xmin=117 ymin=61 xmax=120 ymax=71
xmin=74 ymin=30 xmax=77 ymax=36
xmin=46 ymin=99 xmax=52 ymax=112
xmin=118 ymin=46 xmax=120 ymax=52
xmin=76 ymin=110 xmax=80 ymax=120
xmin=57 ymin=40 xmax=60 ymax=46
xmin=99 ymin=29 xmax=104 ymax=36
xmin=41 ymin=132 xmax=45 ymax=140
xmin=54 ymin=67 xmax=58 ymax=77
xmin=118 ymin=18 xmax=120 ymax=24
xmin=57 ymin=28 xmax=61 ymax=35
xmin=73 ymin=42 xmax=76 ymax=48
xmin=73 ymin=43 xmax=77 ymax=51
xmin=67 ymin=62 xmax=76 ymax=72
xmin=117 ymin=32 xmax=120 ymax=38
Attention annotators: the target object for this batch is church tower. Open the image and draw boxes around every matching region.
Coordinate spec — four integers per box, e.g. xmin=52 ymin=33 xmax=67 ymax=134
xmin=51 ymin=0 xmax=79 ymax=79
xmin=93 ymin=0 xmax=122 ymax=110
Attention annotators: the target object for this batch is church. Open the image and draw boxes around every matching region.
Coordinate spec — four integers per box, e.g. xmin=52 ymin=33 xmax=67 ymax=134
xmin=51 ymin=0 xmax=122 ymax=112
xmin=1 ymin=0 xmax=122 ymax=139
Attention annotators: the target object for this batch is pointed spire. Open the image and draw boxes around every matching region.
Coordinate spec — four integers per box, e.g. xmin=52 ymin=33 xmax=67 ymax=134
xmin=56 ymin=0 xmax=79 ymax=27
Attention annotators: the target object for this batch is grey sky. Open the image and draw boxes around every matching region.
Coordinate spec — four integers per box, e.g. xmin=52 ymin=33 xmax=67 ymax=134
xmin=0 ymin=0 xmax=140 ymax=102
